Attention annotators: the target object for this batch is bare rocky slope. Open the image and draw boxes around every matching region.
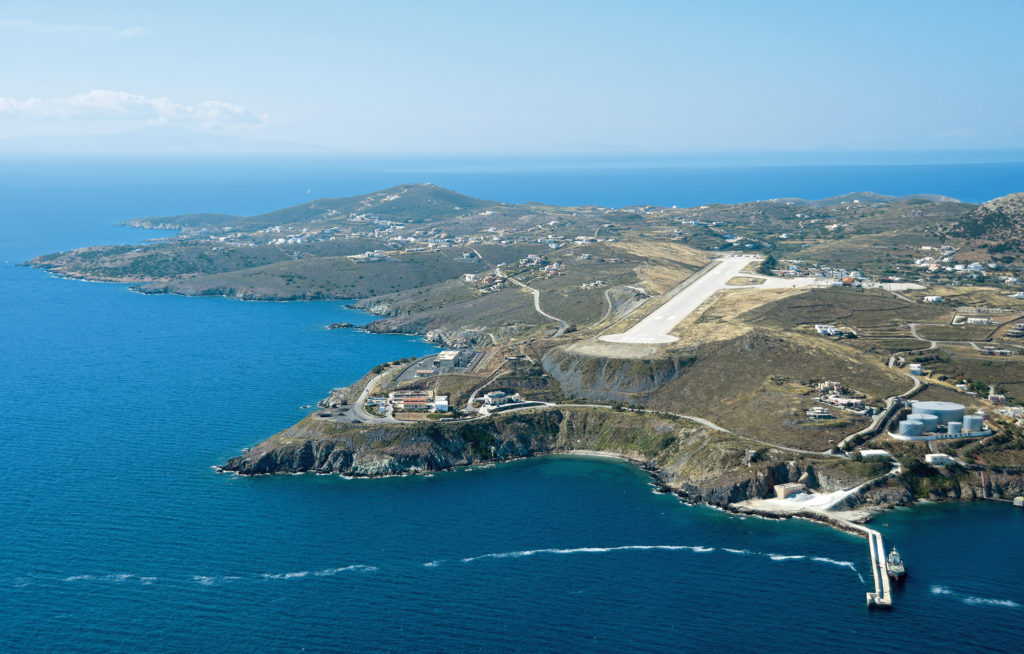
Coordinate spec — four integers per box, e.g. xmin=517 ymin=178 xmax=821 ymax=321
xmin=947 ymin=191 xmax=1024 ymax=248
xmin=220 ymin=406 xmax=896 ymax=508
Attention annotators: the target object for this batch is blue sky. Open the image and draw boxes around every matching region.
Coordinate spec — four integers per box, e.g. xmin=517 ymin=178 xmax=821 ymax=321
xmin=1 ymin=0 xmax=1022 ymax=154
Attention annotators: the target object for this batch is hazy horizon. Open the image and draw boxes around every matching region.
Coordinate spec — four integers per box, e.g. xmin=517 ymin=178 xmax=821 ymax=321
xmin=2 ymin=1 xmax=1023 ymax=156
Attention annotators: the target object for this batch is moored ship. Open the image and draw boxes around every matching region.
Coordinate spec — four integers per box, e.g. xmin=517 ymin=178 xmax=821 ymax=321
xmin=886 ymin=546 xmax=907 ymax=581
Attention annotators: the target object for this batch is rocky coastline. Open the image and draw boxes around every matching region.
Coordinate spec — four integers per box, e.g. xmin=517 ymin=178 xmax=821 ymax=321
xmin=216 ymin=405 xmax=1010 ymax=532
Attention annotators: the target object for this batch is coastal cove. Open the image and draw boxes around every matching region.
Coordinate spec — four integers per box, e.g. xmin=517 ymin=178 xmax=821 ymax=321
xmin=2 ymin=161 xmax=1024 ymax=652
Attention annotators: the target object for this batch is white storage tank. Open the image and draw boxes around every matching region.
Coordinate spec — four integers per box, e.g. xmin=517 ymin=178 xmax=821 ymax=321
xmin=963 ymin=414 xmax=984 ymax=432
xmin=910 ymin=401 xmax=965 ymax=425
xmin=947 ymin=421 xmax=962 ymax=436
xmin=898 ymin=420 xmax=924 ymax=436
xmin=907 ymin=413 xmax=939 ymax=432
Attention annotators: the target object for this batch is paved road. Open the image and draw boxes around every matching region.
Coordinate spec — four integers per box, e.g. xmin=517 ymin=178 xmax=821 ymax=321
xmin=497 ymin=265 xmax=569 ymax=337
xmin=351 ymin=372 xmax=395 ymax=423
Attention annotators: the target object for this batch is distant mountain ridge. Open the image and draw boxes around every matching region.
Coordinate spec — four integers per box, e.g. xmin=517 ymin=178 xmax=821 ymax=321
xmin=767 ymin=191 xmax=961 ymax=207
xmin=124 ymin=183 xmax=967 ymax=232
xmin=123 ymin=183 xmax=506 ymax=230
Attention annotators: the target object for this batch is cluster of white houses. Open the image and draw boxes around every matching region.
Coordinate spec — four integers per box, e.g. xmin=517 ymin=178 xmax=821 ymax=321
xmin=816 ymin=380 xmax=867 ymax=412
xmin=364 ymin=386 xmax=526 ymax=417
xmin=367 ymin=390 xmax=449 ymax=413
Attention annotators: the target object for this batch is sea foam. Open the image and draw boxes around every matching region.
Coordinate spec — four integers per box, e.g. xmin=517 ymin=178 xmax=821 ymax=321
xmin=931 ymin=585 xmax=1021 ymax=609
xmin=462 ymin=544 xmax=710 ymax=563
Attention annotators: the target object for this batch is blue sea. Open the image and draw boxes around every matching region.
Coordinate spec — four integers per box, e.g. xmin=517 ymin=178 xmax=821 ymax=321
xmin=1 ymin=158 xmax=1023 ymax=653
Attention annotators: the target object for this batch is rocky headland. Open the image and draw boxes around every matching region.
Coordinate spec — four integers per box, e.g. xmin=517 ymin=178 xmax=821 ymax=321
xmin=219 ymin=405 xmax=963 ymax=518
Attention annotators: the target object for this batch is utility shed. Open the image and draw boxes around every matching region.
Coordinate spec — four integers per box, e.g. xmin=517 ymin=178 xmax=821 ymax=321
xmin=925 ymin=453 xmax=956 ymax=466
xmin=859 ymin=449 xmax=891 ymax=460
xmin=774 ymin=482 xmax=806 ymax=499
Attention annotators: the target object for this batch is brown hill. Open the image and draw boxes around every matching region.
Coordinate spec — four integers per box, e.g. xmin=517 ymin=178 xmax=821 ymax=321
xmin=947 ymin=192 xmax=1024 ymax=250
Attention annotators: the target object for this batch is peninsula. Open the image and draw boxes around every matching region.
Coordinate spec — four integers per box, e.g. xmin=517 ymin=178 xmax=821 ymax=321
xmin=28 ymin=184 xmax=1024 ymax=528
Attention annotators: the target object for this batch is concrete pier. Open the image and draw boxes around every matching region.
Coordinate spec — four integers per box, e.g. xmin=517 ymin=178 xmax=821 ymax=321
xmin=725 ymin=504 xmax=896 ymax=609
xmin=864 ymin=528 xmax=893 ymax=609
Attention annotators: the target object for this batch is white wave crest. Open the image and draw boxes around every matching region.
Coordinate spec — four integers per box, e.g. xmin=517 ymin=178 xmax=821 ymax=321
xmin=723 ymin=548 xmax=750 ymax=555
xmin=63 ymin=575 xmax=95 ymax=582
xmin=423 ymin=561 xmax=442 ymax=568
xmin=768 ymin=554 xmax=805 ymax=561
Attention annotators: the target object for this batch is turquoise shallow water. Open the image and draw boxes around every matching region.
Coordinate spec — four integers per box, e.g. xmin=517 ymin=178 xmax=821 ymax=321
xmin=1 ymin=160 xmax=1023 ymax=652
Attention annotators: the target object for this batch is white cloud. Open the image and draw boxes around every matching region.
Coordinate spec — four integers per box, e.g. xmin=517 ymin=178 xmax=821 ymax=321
xmin=0 ymin=90 xmax=269 ymax=131
xmin=0 ymin=19 xmax=146 ymax=38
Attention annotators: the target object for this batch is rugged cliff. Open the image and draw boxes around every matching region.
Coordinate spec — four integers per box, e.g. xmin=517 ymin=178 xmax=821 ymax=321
xmin=541 ymin=347 xmax=694 ymax=403
xmin=220 ymin=406 xmax=889 ymax=508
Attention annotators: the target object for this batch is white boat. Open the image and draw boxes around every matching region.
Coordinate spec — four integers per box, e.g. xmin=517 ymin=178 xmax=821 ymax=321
xmin=886 ymin=546 xmax=907 ymax=581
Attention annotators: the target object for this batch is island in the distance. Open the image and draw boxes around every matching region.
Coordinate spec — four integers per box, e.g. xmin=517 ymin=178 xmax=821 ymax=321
xmin=29 ymin=184 xmax=1024 ymax=535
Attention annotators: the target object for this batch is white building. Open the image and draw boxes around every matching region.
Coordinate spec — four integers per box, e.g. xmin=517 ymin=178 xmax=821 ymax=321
xmin=482 ymin=390 xmax=521 ymax=407
xmin=826 ymin=395 xmax=864 ymax=409
xmin=925 ymin=453 xmax=956 ymax=466
xmin=434 ymin=350 xmax=473 ymax=371
xmin=859 ymin=449 xmax=891 ymax=460
xmin=923 ymin=295 xmax=944 ymax=303
xmin=908 ymin=363 xmax=924 ymax=375
xmin=818 ymin=380 xmax=843 ymax=393
xmin=805 ymin=407 xmax=833 ymax=420
xmin=997 ymin=405 xmax=1024 ymax=419
xmin=432 ymin=395 xmax=449 ymax=412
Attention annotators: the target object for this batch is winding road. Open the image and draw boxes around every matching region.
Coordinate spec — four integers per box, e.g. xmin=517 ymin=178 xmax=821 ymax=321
xmin=496 ymin=265 xmax=569 ymax=337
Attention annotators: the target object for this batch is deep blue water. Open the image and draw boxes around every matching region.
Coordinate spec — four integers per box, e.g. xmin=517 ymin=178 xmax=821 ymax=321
xmin=1 ymin=159 xmax=1023 ymax=653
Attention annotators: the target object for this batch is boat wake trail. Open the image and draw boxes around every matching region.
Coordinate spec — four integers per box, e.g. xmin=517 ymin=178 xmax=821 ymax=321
xmin=457 ymin=544 xmax=864 ymax=582
xmin=931 ymin=585 xmax=1022 ymax=609
xmin=52 ymin=565 xmax=376 ymax=587
xmin=45 ymin=548 xmax=865 ymax=588
xmin=812 ymin=557 xmax=866 ymax=583
xmin=258 ymin=565 xmax=378 ymax=582
xmin=460 ymin=544 xmax=714 ymax=563
xmin=62 ymin=573 xmax=156 ymax=585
